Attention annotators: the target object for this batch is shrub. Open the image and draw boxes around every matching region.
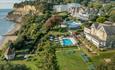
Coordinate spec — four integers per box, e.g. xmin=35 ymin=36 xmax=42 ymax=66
xmin=0 ymin=62 xmax=30 ymax=70
xmin=96 ymin=17 xmax=106 ymax=23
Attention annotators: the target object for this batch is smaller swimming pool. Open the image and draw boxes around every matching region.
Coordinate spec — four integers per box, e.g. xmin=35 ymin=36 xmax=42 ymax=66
xmin=67 ymin=21 xmax=81 ymax=29
xmin=63 ymin=38 xmax=73 ymax=46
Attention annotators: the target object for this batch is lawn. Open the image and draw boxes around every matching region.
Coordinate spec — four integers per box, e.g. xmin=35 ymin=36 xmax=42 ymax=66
xmin=56 ymin=48 xmax=88 ymax=70
xmin=91 ymin=50 xmax=115 ymax=65
xmin=12 ymin=60 xmax=38 ymax=70
xmin=56 ymin=12 xmax=68 ymax=17
xmin=11 ymin=50 xmax=39 ymax=70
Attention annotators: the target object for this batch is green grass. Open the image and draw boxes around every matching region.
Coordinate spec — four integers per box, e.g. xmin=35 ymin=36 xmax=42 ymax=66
xmin=56 ymin=12 xmax=68 ymax=16
xmin=92 ymin=50 xmax=115 ymax=65
xmin=56 ymin=48 xmax=88 ymax=70
xmin=12 ymin=60 xmax=39 ymax=70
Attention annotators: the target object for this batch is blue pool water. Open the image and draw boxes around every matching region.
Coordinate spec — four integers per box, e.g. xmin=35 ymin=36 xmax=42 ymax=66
xmin=63 ymin=39 xmax=73 ymax=46
xmin=67 ymin=21 xmax=81 ymax=28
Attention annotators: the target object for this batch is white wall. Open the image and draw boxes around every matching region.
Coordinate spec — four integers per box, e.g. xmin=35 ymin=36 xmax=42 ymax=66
xmin=5 ymin=53 xmax=15 ymax=60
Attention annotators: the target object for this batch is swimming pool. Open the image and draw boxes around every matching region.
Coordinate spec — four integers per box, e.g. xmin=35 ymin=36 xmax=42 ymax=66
xmin=59 ymin=37 xmax=77 ymax=47
xmin=67 ymin=21 xmax=81 ymax=29
xmin=63 ymin=38 xmax=73 ymax=46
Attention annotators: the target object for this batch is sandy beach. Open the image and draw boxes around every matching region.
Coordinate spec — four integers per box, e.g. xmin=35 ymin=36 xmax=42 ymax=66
xmin=3 ymin=23 xmax=21 ymax=36
xmin=0 ymin=23 xmax=21 ymax=50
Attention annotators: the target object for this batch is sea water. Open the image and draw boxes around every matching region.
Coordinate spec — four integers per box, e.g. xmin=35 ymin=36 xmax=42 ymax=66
xmin=0 ymin=9 xmax=15 ymax=43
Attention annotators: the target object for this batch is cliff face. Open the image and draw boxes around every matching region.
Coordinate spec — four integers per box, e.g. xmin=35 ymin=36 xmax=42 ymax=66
xmin=13 ymin=5 xmax=36 ymax=15
xmin=7 ymin=5 xmax=37 ymax=23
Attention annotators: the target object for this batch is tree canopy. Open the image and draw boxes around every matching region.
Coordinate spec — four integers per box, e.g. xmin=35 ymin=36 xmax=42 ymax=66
xmin=0 ymin=62 xmax=30 ymax=70
xmin=96 ymin=16 xmax=106 ymax=23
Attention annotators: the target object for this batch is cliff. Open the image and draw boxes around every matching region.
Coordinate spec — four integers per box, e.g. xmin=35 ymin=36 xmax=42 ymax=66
xmin=13 ymin=5 xmax=36 ymax=15
xmin=7 ymin=5 xmax=37 ymax=23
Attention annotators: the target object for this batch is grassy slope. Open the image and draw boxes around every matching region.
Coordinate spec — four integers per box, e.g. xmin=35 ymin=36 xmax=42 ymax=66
xmin=56 ymin=48 xmax=88 ymax=70
xmin=92 ymin=50 xmax=115 ymax=65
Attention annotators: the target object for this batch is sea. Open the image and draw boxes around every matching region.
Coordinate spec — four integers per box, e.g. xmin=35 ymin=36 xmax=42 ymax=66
xmin=0 ymin=9 xmax=15 ymax=43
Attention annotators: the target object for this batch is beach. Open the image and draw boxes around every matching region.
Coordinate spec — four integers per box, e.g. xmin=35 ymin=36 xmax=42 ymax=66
xmin=0 ymin=23 xmax=21 ymax=50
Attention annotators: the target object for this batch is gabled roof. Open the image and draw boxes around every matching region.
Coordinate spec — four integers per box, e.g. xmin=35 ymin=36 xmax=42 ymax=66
xmin=91 ymin=22 xmax=115 ymax=35
xmin=103 ymin=26 xmax=115 ymax=35
xmin=91 ymin=24 xmax=99 ymax=29
xmin=5 ymin=47 xmax=15 ymax=55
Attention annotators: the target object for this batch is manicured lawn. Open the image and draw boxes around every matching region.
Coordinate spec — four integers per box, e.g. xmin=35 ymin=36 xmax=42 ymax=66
xmin=56 ymin=48 xmax=88 ymax=70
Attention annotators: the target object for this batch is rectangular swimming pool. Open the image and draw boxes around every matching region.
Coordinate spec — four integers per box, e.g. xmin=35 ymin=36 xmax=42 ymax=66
xmin=63 ymin=38 xmax=73 ymax=46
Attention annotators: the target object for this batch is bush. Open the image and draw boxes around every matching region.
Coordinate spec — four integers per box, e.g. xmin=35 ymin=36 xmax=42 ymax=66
xmin=96 ymin=17 xmax=106 ymax=23
xmin=0 ymin=62 xmax=30 ymax=70
xmin=109 ymin=15 xmax=115 ymax=22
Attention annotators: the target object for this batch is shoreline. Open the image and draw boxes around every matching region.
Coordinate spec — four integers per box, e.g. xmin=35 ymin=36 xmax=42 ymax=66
xmin=0 ymin=23 xmax=21 ymax=50
xmin=3 ymin=22 xmax=21 ymax=36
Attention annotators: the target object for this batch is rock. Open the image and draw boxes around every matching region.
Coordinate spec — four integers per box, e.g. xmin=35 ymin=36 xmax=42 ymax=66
xmin=7 ymin=5 xmax=37 ymax=23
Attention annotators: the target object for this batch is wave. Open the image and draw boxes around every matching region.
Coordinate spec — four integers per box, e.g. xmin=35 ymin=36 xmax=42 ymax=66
xmin=0 ymin=9 xmax=15 ymax=45
xmin=0 ymin=35 xmax=3 ymax=43
xmin=0 ymin=35 xmax=2 ymax=40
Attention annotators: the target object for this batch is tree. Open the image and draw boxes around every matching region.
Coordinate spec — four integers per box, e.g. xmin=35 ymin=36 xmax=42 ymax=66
xmin=88 ymin=2 xmax=102 ymax=9
xmin=44 ymin=15 xmax=62 ymax=30
xmin=0 ymin=62 xmax=30 ymax=70
xmin=96 ymin=55 xmax=115 ymax=70
xmin=98 ymin=4 xmax=113 ymax=16
xmin=103 ymin=4 xmax=112 ymax=14
xmin=96 ymin=58 xmax=115 ymax=70
xmin=96 ymin=16 xmax=106 ymax=23
xmin=81 ymin=0 xmax=90 ymax=6
xmin=89 ymin=14 xmax=98 ymax=21
xmin=109 ymin=15 xmax=115 ymax=22
xmin=14 ymin=35 xmax=27 ymax=49
xmin=35 ymin=2 xmax=53 ymax=13
xmin=37 ymin=41 xmax=59 ymax=70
